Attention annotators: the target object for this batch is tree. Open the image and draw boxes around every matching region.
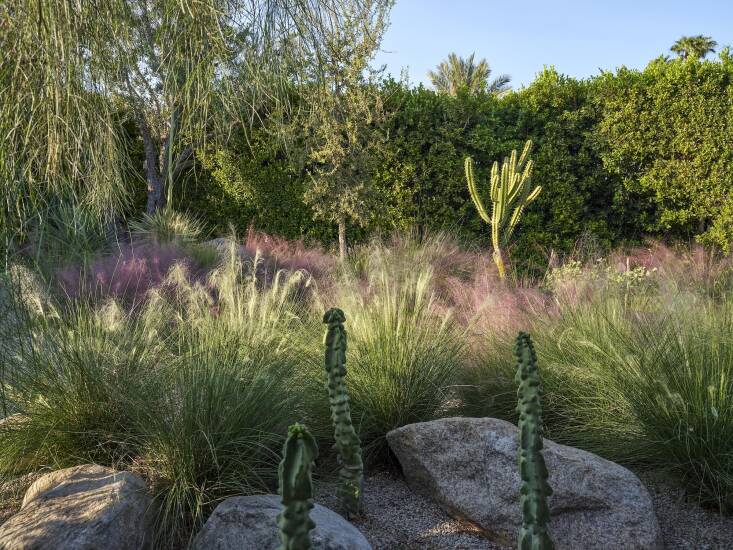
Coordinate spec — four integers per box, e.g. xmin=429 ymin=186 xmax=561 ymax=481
xmin=0 ymin=0 xmax=359 ymax=256
xmin=428 ymin=52 xmax=510 ymax=96
xmin=296 ymin=0 xmax=393 ymax=260
xmin=670 ymin=35 xmax=717 ymax=60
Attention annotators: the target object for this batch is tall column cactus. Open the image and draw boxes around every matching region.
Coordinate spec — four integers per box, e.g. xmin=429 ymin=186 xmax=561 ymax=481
xmin=514 ymin=332 xmax=554 ymax=550
xmin=465 ymin=140 xmax=541 ymax=279
xmin=323 ymin=307 xmax=364 ymax=518
xmin=278 ymin=423 xmax=319 ymax=550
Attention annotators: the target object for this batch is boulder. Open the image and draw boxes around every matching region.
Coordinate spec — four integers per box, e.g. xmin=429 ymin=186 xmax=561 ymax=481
xmin=387 ymin=417 xmax=661 ymax=550
xmin=0 ymin=464 xmax=153 ymax=550
xmin=191 ymin=494 xmax=372 ymax=550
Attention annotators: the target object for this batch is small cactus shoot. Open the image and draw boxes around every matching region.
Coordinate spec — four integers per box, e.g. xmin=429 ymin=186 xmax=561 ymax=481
xmin=515 ymin=332 xmax=554 ymax=550
xmin=465 ymin=140 xmax=541 ymax=279
xmin=278 ymin=423 xmax=319 ymax=550
xmin=323 ymin=307 xmax=364 ymax=518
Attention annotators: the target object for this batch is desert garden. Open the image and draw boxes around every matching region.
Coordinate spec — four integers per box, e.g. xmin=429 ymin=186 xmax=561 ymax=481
xmin=1 ymin=1 xmax=733 ymax=548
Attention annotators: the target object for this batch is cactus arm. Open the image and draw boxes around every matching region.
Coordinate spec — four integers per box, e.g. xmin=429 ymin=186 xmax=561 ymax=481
xmin=323 ymin=308 xmax=364 ymax=518
xmin=490 ymin=161 xmax=499 ymax=201
xmin=518 ymin=139 xmax=533 ymax=167
xmin=527 ymin=185 xmax=542 ymax=203
xmin=278 ymin=423 xmax=319 ymax=550
xmin=514 ymin=332 xmax=554 ymax=550
xmin=465 ymin=157 xmax=491 ymax=224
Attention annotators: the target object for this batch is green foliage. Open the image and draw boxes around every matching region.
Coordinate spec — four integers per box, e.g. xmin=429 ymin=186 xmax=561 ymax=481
xmin=465 ymin=140 xmax=541 ymax=277
xmin=322 ymin=308 xmax=364 ymax=517
xmin=293 ymin=1 xmax=393 ymax=258
xmin=374 ymin=71 xmax=639 ymax=273
xmin=184 ymin=135 xmax=327 ymax=241
xmin=515 ymin=332 xmax=554 ymax=550
xmin=0 ymin=2 xmax=131 ymax=257
xmin=278 ymin=423 xmax=319 ymax=550
xmin=463 ymin=281 xmax=733 ymax=512
xmin=595 ymin=51 xmax=733 ymax=249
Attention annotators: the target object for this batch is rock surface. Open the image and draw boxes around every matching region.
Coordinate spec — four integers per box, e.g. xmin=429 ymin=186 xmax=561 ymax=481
xmin=0 ymin=464 xmax=153 ymax=550
xmin=387 ymin=417 xmax=662 ymax=550
xmin=191 ymin=494 xmax=372 ymax=550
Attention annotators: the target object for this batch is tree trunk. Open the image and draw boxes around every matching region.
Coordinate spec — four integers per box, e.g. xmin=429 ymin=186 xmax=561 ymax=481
xmin=338 ymin=217 xmax=347 ymax=261
xmin=138 ymin=115 xmax=165 ymax=214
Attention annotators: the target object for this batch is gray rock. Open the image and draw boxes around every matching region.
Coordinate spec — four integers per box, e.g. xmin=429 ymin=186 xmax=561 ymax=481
xmin=387 ymin=417 xmax=662 ymax=550
xmin=191 ymin=494 xmax=372 ymax=550
xmin=0 ymin=464 xmax=153 ymax=550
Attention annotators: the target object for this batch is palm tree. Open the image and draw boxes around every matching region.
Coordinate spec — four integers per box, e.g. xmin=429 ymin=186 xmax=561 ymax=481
xmin=428 ymin=52 xmax=511 ymax=96
xmin=671 ymin=35 xmax=717 ymax=60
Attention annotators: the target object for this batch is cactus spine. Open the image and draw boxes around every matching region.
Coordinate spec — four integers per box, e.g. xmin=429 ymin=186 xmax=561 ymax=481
xmin=277 ymin=423 xmax=319 ymax=550
xmin=465 ymin=140 xmax=541 ymax=279
xmin=323 ymin=307 xmax=364 ymax=518
xmin=514 ymin=332 xmax=554 ymax=550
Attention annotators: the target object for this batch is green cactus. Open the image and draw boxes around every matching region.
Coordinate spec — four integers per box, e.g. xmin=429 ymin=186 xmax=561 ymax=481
xmin=514 ymin=332 xmax=554 ymax=550
xmin=323 ymin=307 xmax=364 ymax=518
xmin=277 ymin=423 xmax=319 ymax=550
xmin=465 ymin=140 xmax=541 ymax=279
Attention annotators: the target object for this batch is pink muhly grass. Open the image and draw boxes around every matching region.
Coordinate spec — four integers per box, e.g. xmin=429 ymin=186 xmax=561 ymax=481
xmin=58 ymin=241 xmax=208 ymax=306
xmin=244 ymin=228 xmax=336 ymax=278
xmin=610 ymin=241 xmax=733 ymax=294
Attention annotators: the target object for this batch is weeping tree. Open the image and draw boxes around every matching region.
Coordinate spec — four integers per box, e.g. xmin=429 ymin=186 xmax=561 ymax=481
xmin=0 ymin=0 xmax=359 ymax=259
xmin=294 ymin=0 xmax=393 ymax=260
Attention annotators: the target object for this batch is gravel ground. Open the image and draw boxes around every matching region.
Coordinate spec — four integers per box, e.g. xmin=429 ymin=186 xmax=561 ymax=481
xmin=639 ymin=472 xmax=733 ymax=550
xmin=2 ymin=467 xmax=732 ymax=548
xmin=316 ymin=470 xmax=733 ymax=550
xmin=315 ymin=471 xmax=503 ymax=549
xmin=0 ymin=472 xmax=39 ymax=526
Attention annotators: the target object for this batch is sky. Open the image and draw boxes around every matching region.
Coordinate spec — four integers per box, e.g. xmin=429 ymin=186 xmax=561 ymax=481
xmin=373 ymin=0 xmax=733 ymax=89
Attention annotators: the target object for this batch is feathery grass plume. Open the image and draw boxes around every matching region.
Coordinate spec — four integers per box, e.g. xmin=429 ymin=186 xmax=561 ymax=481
xmin=323 ymin=307 xmax=364 ymax=517
xmin=1 ymin=246 xmax=310 ymax=547
xmin=131 ymin=254 xmax=308 ymax=547
xmin=277 ymin=423 xmax=319 ymax=550
xmin=515 ymin=332 xmax=554 ymax=550
xmin=319 ymin=241 xmax=463 ymax=460
xmin=465 ymin=140 xmax=541 ymax=279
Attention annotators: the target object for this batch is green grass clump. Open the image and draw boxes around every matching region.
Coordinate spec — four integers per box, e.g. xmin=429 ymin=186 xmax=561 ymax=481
xmin=463 ymin=290 xmax=733 ymax=510
xmin=316 ymin=242 xmax=464 ymax=461
xmin=0 ymin=253 xmax=311 ymax=547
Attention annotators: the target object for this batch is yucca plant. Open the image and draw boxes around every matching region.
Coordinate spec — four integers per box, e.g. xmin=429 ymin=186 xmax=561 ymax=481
xmin=129 ymin=207 xmax=204 ymax=245
xmin=465 ymin=140 xmax=541 ymax=279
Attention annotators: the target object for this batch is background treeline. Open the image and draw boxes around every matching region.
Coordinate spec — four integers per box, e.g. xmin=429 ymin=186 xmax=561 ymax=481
xmin=166 ymin=51 xmax=733 ymax=270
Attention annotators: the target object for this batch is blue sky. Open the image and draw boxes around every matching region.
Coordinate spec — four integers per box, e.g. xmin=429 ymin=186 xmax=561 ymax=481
xmin=373 ymin=0 xmax=733 ymax=89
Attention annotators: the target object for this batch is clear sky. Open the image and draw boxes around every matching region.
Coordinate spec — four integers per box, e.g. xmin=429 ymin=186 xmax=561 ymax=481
xmin=373 ymin=0 xmax=733 ymax=89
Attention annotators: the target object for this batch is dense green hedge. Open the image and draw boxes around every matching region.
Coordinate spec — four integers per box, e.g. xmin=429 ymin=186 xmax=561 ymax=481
xmin=179 ymin=54 xmax=733 ymax=265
